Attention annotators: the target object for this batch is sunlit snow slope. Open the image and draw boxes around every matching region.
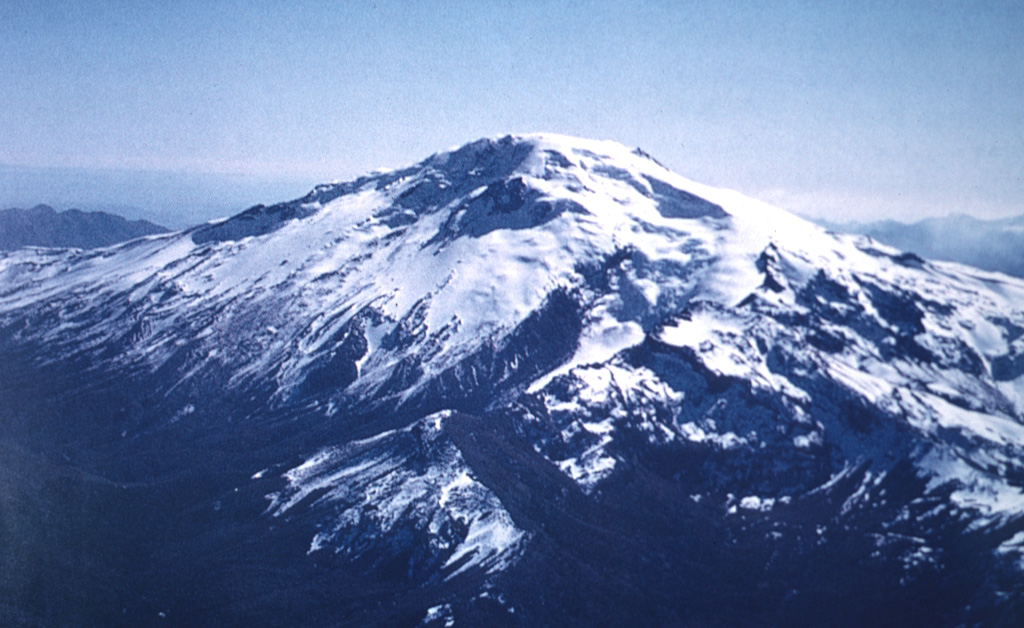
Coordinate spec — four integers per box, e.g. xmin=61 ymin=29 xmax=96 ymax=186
xmin=2 ymin=134 xmax=1023 ymax=627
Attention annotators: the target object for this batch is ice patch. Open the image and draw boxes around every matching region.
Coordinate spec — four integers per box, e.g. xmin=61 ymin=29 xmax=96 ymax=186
xmin=738 ymin=495 xmax=776 ymax=511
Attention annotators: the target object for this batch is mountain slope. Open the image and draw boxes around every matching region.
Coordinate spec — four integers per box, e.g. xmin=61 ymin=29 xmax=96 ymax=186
xmin=0 ymin=204 xmax=168 ymax=250
xmin=1 ymin=134 xmax=1023 ymax=627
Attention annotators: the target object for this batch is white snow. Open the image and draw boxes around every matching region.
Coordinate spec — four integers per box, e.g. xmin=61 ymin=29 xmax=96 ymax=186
xmin=918 ymin=447 xmax=1024 ymax=527
xmin=998 ymin=531 xmax=1024 ymax=568
xmin=267 ymin=413 xmax=527 ymax=575
xmin=4 ymin=132 xmax=1024 ymax=574
xmin=738 ymin=495 xmax=776 ymax=511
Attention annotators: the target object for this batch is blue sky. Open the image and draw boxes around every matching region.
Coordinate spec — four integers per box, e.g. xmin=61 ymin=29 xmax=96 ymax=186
xmin=1 ymin=0 xmax=1022 ymax=226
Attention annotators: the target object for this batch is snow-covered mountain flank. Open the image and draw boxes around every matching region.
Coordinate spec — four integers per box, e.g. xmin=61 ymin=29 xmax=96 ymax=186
xmin=2 ymin=134 xmax=1023 ymax=627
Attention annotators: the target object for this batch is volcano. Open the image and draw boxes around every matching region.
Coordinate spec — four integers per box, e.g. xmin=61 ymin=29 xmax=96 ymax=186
xmin=1 ymin=134 xmax=1023 ymax=627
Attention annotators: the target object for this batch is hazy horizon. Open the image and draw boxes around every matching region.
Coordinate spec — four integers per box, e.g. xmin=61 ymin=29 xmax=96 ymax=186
xmin=0 ymin=162 xmax=320 ymax=228
xmin=5 ymin=155 xmax=1024 ymax=231
xmin=2 ymin=1 xmax=1022 ymax=225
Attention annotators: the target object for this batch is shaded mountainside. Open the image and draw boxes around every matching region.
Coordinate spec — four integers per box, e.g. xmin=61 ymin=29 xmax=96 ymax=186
xmin=819 ymin=213 xmax=1024 ymax=279
xmin=0 ymin=204 xmax=167 ymax=250
xmin=1 ymin=134 xmax=1024 ymax=627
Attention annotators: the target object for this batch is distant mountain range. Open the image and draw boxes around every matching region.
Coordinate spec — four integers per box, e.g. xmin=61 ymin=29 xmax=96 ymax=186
xmin=0 ymin=204 xmax=168 ymax=250
xmin=817 ymin=214 xmax=1024 ymax=279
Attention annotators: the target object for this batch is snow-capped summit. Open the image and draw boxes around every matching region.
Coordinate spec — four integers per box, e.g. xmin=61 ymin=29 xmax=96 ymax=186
xmin=0 ymin=134 xmax=853 ymax=403
xmin=1 ymin=134 xmax=1023 ymax=627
